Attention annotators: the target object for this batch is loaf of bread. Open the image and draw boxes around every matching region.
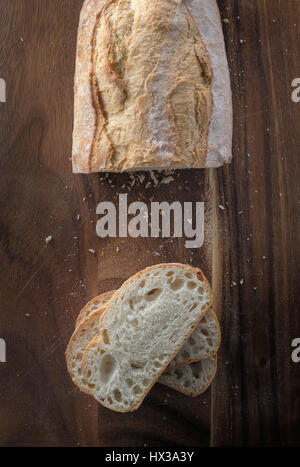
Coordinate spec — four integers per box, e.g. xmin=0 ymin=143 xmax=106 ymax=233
xmin=80 ymin=264 xmax=212 ymax=411
xmin=72 ymin=0 xmax=232 ymax=173
xmin=66 ymin=289 xmax=220 ymax=394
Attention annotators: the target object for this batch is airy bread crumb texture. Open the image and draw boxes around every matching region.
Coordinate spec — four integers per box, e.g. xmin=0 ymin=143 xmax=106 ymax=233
xmin=81 ymin=264 xmax=212 ymax=411
xmin=159 ymin=355 xmax=217 ymax=396
xmin=168 ymin=309 xmax=220 ymax=369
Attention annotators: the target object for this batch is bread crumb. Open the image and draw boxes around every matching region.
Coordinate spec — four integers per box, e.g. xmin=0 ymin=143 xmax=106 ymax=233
xmin=89 ymin=249 xmax=96 ymax=254
xmin=45 ymin=236 xmax=53 ymax=244
xmin=219 ymin=205 xmax=225 ymax=210
xmin=161 ymin=176 xmax=174 ymax=184
xmin=223 ymin=18 xmax=230 ymax=24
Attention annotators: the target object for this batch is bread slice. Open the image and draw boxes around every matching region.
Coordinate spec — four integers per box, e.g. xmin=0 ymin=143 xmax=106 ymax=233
xmin=75 ymin=291 xmax=220 ymax=364
xmin=66 ymin=304 xmax=108 ymax=393
xmin=80 ymin=264 xmax=212 ymax=412
xmin=75 ymin=291 xmax=115 ymax=328
xmin=66 ymin=292 xmax=219 ymax=394
xmin=168 ymin=309 xmax=220 ymax=369
xmin=159 ymin=356 xmax=217 ymax=397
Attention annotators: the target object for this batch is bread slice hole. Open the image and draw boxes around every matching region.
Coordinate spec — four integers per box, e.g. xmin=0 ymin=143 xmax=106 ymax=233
xmin=182 ymin=350 xmax=190 ymax=360
xmin=131 ymin=361 xmax=146 ymax=370
xmin=184 ymin=380 xmax=191 ymax=388
xmin=190 ymin=303 xmax=197 ymax=312
xmin=154 ymin=360 xmax=161 ymax=368
xmin=145 ymin=288 xmax=162 ymax=301
xmin=188 ymin=281 xmax=197 ymax=290
xmin=201 ymin=329 xmax=209 ymax=337
xmin=185 ymin=272 xmax=193 ymax=279
xmin=126 ymin=378 xmax=134 ymax=388
xmin=102 ymin=329 xmax=110 ymax=345
xmin=189 ymin=337 xmax=196 ymax=346
xmin=143 ymin=378 xmax=150 ymax=386
xmin=100 ymin=354 xmax=117 ymax=384
xmin=140 ymin=280 xmax=145 ymax=288
xmin=197 ymin=271 xmax=204 ymax=281
xmin=114 ymin=389 xmax=122 ymax=402
xmin=133 ymin=385 xmax=143 ymax=395
xmin=167 ymin=271 xmax=175 ymax=276
xmin=107 ymin=396 xmax=113 ymax=405
xmin=192 ymin=363 xmax=202 ymax=379
xmin=170 ymin=278 xmax=184 ymax=291
xmin=198 ymin=286 xmax=205 ymax=295
xmin=174 ymin=369 xmax=183 ymax=380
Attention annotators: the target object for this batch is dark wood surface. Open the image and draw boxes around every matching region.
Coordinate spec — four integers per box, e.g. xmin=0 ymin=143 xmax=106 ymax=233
xmin=0 ymin=0 xmax=299 ymax=447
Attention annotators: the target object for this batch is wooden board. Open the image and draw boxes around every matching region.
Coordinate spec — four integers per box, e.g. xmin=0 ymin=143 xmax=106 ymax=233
xmin=0 ymin=0 xmax=299 ymax=447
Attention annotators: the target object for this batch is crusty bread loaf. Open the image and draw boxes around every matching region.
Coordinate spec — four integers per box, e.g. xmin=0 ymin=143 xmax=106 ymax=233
xmin=80 ymin=264 xmax=212 ymax=412
xmin=159 ymin=355 xmax=217 ymax=396
xmin=72 ymin=0 xmax=232 ymax=173
xmin=75 ymin=290 xmax=115 ymax=328
xmin=66 ymin=291 xmax=220 ymax=394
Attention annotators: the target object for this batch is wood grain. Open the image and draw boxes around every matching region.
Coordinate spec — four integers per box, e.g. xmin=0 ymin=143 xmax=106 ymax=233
xmin=0 ymin=0 xmax=299 ymax=447
xmin=211 ymin=0 xmax=300 ymax=447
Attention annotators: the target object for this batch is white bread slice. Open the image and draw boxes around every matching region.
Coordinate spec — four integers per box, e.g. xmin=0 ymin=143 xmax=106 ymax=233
xmin=168 ymin=309 xmax=220 ymax=369
xmin=75 ymin=291 xmax=115 ymax=328
xmin=80 ymin=264 xmax=212 ymax=412
xmin=66 ymin=304 xmax=108 ymax=393
xmin=66 ymin=297 xmax=219 ymax=394
xmin=159 ymin=356 xmax=217 ymax=397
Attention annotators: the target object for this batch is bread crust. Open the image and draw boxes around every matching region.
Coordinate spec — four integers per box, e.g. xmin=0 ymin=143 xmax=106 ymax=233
xmin=75 ymin=290 xmax=115 ymax=327
xmin=65 ymin=303 xmax=108 ymax=391
xmin=72 ymin=0 xmax=232 ymax=172
xmin=81 ymin=263 xmax=213 ymax=412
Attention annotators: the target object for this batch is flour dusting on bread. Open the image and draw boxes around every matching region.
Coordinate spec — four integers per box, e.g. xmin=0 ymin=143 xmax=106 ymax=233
xmin=72 ymin=0 xmax=232 ymax=173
